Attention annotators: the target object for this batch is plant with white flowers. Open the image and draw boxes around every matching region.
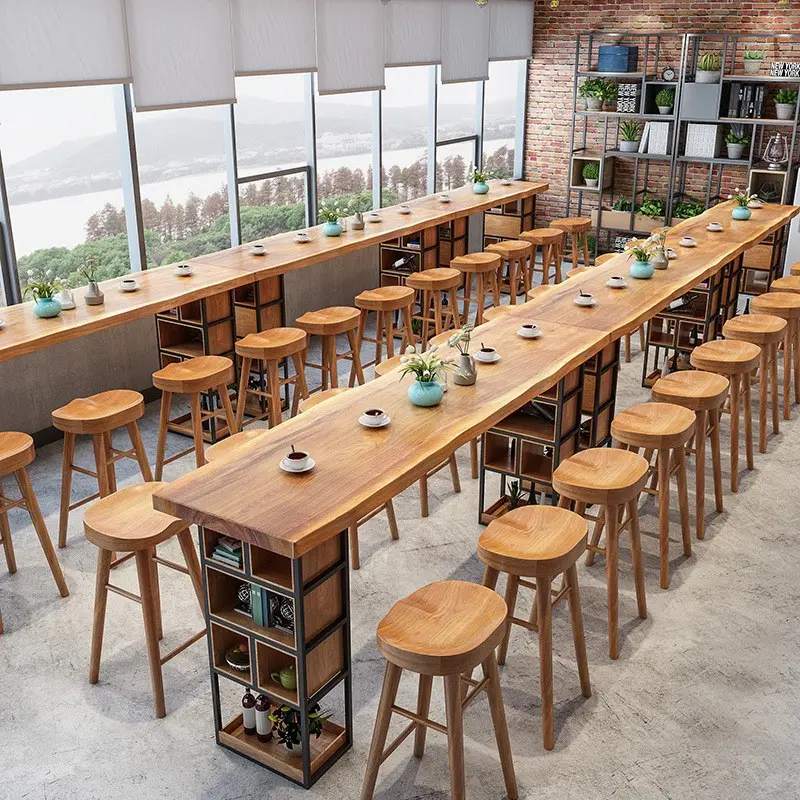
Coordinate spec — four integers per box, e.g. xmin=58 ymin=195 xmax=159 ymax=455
xmin=646 ymin=227 xmax=669 ymax=248
xmin=398 ymin=345 xmax=453 ymax=384
xmin=447 ymin=324 xmax=474 ymax=356
xmin=23 ymin=269 xmax=61 ymax=301
xmin=728 ymin=187 xmax=758 ymax=207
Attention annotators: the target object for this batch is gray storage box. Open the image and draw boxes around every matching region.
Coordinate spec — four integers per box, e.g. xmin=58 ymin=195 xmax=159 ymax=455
xmin=679 ymin=83 xmax=721 ymax=121
xmin=685 ymin=124 xmax=722 ymax=158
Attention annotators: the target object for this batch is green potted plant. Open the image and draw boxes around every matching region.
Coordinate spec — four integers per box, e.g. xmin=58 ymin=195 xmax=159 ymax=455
xmin=618 ymin=120 xmax=643 ymax=152
xmin=583 ymin=77 xmax=606 ymax=111
xmin=398 ymin=345 xmax=453 ymax=407
xmin=639 ymin=195 xmax=665 ymax=220
xmin=725 ymin=128 xmax=749 ymax=160
xmin=80 ymin=257 xmax=105 ymax=306
xmin=696 ymin=52 xmax=722 ymax=83
xmin=727 ymin=186 xmax=758 ymax=220
xmin=23 ymin=270 xmax=63 ymax=318
xmin=775 ymin=88 xmax=798 ymax=121
xmin=743 ymin=49 xmax=765 ymax=75
xmin=673 ymin=197 xmax=705 ymax=219
xmin=507 ymin=479 xmax=528 ymax=510
xmin=655 ymin=87 xmax=675 ymax=115
xmin=268 ymin=703 xmax=330 ymax=751
xmin=582 ymin=161 xmax=600 ymax=188
xmin=318 ymin=201 xmax=345 ymax=237
xmin=469 ymin=164 xmax=491 ymax=194
xmin=601 ymin=79 xmax=619 ymax=110
xmin=627 ymin=243 xmax=654 ymax=280
xmin=448 ymin=324 xmax=476 ymax=386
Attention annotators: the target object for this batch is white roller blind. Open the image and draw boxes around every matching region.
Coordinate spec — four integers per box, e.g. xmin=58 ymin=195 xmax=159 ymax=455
xmin=315 ymin=0 xmax=385 ymax=95
xmin=0 ymin=0 xmax=130 ymax=89
xmin=232 ymin=0 xmax=316 ymax=75
xmin=125 ymin=0 xmax=236 ymax=111
xmin=440 ymin=0 xmax=490 ymax=84
xmin=489 ymin=0 xmax=534 ymax=61
xmin=385 ymin=0 xmax=441 ymax=68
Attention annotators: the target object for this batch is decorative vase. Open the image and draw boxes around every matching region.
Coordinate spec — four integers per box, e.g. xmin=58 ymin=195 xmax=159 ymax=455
xmin=56 ymin=289 xmax=76 ymax=310
xmin=85 ymin=280 xmax=105 ymax=306
xmin=473 ymin=181 xmax=489 ymax=195
xmin=322 ymin=221 xmax=342 ymax=237
xmin=584 ymin=178 xmax=599 ymax=188
xmin=743 ymin=59 xmax=762 ymax=75
xmin=619 ymin=140 xmax=640 ymax=152
xmin=657 ymin=106 xmax=673 ymax=115
xmin=775 ymin=103 xmax=795 ymax=121
xmin=726 ymin=143 xmax=745 ymax=160
xmin=732 ymin=205 xmax=752 ymax=220
xmin=629 ymin=259 xmax=654 ymax=280
xmin=408 ymin=380 xmax=444 ymax=407
xmin=586 ymin=97 xmax=603 ymax=111
xmin=33 ymin=297 xmax=62 ymax=318
xmin=650 ymin=248 xmax=669 ymax=270
xmin=351 ymin=212 xmax=364 ymax=231
xmin=452 ymin=354 xmax=477 ymax=386
xmin=696 ymin=69 xmax=721 ymax=84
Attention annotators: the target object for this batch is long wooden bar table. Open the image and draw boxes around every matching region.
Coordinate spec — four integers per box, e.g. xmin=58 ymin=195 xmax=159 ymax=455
xmin=151 ymin=199 xmax=798 ymax=786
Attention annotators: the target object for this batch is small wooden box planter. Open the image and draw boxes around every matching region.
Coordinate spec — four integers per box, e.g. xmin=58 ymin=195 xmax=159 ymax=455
xmin=591 ymin=208 xmax=665 ymax=234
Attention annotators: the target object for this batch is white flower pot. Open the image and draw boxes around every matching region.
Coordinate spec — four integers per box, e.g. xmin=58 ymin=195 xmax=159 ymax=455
xmin=619 ymin=140 xmax=640 ymax=152
xmin=776 ymin=103 xmax=796 ymax=121
xmin=696 ymin=69 xmax=721 ymax=84
xmin=657 ymin=106 xmax=673 ymax=115
xmin=586 ymin=97 xmax=603 ymax=111
xmin=743 ymin=60 xmax=762 ymax=75
xmin=584 ymin=178 xmax=599 ymax=188
xmin=726 ymin=143 xmax=745 ymax=160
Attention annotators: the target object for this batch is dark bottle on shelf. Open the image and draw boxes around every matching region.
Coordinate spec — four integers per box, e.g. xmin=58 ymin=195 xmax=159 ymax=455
xmin=255 ymin=693 xmax=271 ymax=743
xmin=688 ymin=325 xmax=699 ymax=347
xmin=242 ymin=688 xmax=257 ymax=736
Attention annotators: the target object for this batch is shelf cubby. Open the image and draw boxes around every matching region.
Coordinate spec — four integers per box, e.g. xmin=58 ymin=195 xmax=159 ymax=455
xmin=210 ymin=621 xmax=252 ymax=684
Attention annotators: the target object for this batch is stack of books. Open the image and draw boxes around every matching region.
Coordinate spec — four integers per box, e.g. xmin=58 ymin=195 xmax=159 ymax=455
xmin=212 ymin=536 xmax=243 ymax=569
xmin=726 ymin=83 xmax=765 ymax=119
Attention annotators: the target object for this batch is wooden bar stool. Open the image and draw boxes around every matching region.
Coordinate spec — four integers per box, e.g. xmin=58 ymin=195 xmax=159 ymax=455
xmin=452 ymin=252 xmax=502 ymax=325
xmin=594 ymin=253 xmax=616 ymax=266
xmin=789 ymin=262 xmax=800 ymax=277
xmin=651 ymin=371 xmax=728 ymax=540
xmin=354 ymin=285 xmax=416 ymax=370
xmin=0 ymin=432 xmax=69 ymax=632
xmin=483 ymin=304 xmax=513 ymax=322
xmin=520 ymin=228 xmax=565 ymax=285
xmin=295 ymin=306 xmax=366 ymax=392
xmin=611 ymin=402 xmax=695 ymax=590
xmin=361 ymin=581 xmax=517 ymax=800
xmin=565 ymin=266 xmax=592 ymax=280
xmin=53 ymin=389 xmax=152 ymax=548
xmin=550 ymin=217 xmax=591 ymax=272
xmin=527 ymin=284 xmax=557 ymax=300
xmin=552 ymin=448 xmax=649 ymax=660
xmin=406 ymin=268 xmax=462 ymax=348
xmin=85 ymin=483 xmax=205 ymax=718
xmin=690 ymin=340 xmax=761 ymax=493
xmin=206 ymin=428 xmax=269 ymax=464
xmin=478 ymin=506 xmax=590 ymax=750
xmin=486 ymin=240 xmax=533 ymax=302
xmin=153 ymin=356 xmax=237 ymax=481
xmin=234 ymin=328 xmax=309 ymax=431
xmin=723 ymin=314 xmax=787 ymax=453
xmin=773 ymin=275 xmax=800 ymax=293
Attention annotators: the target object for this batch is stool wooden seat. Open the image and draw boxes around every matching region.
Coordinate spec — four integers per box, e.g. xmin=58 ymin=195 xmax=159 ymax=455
xmin=724 ymin=314 xmax=787 ymax=452
xmin=405 ymin=268 xmax=462 ymax=348
xmin=297 ymin=386 xmax=350 ymax=413
xmin=295 ymin=306 xmax=365 ymax=392
xmin=153 ymin=356 xmax=237 ymax=481
xmin=234 ymin=327 xmax=309 ymax=431
xmin=520 ymin=228 xmax=565 ymax=285
xmin=84 ymin=483 xmax=205 ymax=718
xmin=553 ymin=448 xmax=649 ymax=659
xmin=53 ymin=389 xmax=152 ymax=548
xmin=0 ymin=432 xmax=69 ymax=633
xmin=772 ymin=275 xmax=800 ymax=294
xmin=611 ymin=402 xmax=695 ymax=589
xmin=362 ymin=580 xmax=517 ymax=800
xmin=594 ymin=253 xmax=616 ymax=266
xmin=526 ymin=284 xmax=557 ymax=299
xmin=372 ymin=354 xmax=403 ymax=378
xmin=483 ymin=304 xmax=513 ymax=322
xmin=565 ymin=266 xmax=592 ymax=280
xmin=651 ymin=371 xmax=729 ymax=540
xmin=354 ymin=286 xmax=416 ymax=371
xmin=486 ymin=240 xmax=533 ymax=302
xmin=789 ymin=262 xmax=800 ymax=277
xmin=452 ymin=252 xmax=502 ymax=325
xmin=479 ymin=506 xmax=590 ymax=750
xmin=690 ymin=339 xmax=761 ymax=492
xmin=206 ymin=428 xmax=269 ymax=463
xmin=550 ymin=217 xmax=591 ymax=272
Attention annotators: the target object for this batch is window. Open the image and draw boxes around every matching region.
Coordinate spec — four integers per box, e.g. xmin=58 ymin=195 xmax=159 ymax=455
xmin=483 ymin=60 xmax=522 ymax=178
xmin=435 ymin=140 xmax=477 ymax=192
xmin=0 ymin=85 xmax=131 ymax=292
xmin=437 ymin=74 xmax=480 ymax=142
xmin=238 ymin=174 xmax=309 ymax=243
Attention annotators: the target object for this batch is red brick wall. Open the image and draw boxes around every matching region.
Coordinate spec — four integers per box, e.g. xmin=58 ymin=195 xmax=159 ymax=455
xmin=525 ymin=3 xmax=800 ymax=230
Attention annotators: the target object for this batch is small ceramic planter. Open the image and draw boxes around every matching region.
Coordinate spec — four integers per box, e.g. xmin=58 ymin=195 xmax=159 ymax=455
xmin=651 ymin=248 xmax=669 ymax=270
xmin=452 ymin=354 xmax=477 ymax=386
xmin=322 ymin=221 xmax=342 ymax=237
xmin=776 ymin=103 xmax=796 ymax=121
xmin=33 ymin=297 xmax=62 ymax=318
xmin=351 ymin=212 xmax=364 ymax=231
xmin=584 ymin=178 xmax=599 ymax=188
xmin=586 ymin=97 xmax=603 ymax=111
xmin=619 ymin=140 xmax=640 ymax=152
xmin=473 ymin=181 xmax=489 ymax=195
xmin=726 ymin=143 xmax=746 ymax=160
xmin=743 ymin=59 xmax=763 ymax=75
xmin=408 ymin=380 xmax=444 ymax=407
xmin=85 ymin=280 xmax=105 ymax=306
xmin=629 ymin=260 xmax=654 ymax=280
xmin=696 ymin=69 xmax=721 ymax=84
xmin=657 ymin=106 xmax=673 ymax=115
xmin=732 ymin=206 xmax=752 ymax=221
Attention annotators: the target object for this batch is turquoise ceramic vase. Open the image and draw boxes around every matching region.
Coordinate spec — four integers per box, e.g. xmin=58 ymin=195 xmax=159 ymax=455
xmin=322 ymin=221 xmax=343 ymax=237
xmin=33 ymin=297 xmax=62 ymax=318
xmin=629 ymin=259 xmax=654 ymax=280
xmin=732 ymin=206 xmax=752 ymax=220
xmin=408 ymin=380 xmax=444 ymax=407
xmin=473 ymin=181 xmax=489 ymax=194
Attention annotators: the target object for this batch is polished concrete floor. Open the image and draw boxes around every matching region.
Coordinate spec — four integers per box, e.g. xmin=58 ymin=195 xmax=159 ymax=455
xmin=3 ymin=331 xmax=800 ymax=800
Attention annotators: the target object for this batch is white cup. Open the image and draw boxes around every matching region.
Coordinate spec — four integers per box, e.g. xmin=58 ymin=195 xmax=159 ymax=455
xmin=368 ymin=212 xmax=381 ymax=221
xmin=680 ymin=236 xmax=696 ymax=246
xmin=707 ymin=222 xmax=723 ymax=232
xmin=438 ymin=194 xmax=451 ymax=202
xmin=518 ymin=323 xmax=541 ymax=337
xmin=476 ymin=346 xmax=497 ymax=361
xmin=575 ymin=293 xmax=594 ymax=306
xmin=607 ymin=275 xmax=626 ymax=287
xmin=399 ymin=205 xmax=411 ymax=214
xmin=174 ymin=264 xmax=193 ymax=275
xmin=120 ymin=278 xmax=138 ymax=291
xmin=294 ymin=232 xmax=310 ymax=242
xmin=249 ymin=243 xmax=266 ymax=255
xmin=285 ymin=450 xmax=309 ymax=470
xmin=363 ymin=407 xmax=388 ymax=425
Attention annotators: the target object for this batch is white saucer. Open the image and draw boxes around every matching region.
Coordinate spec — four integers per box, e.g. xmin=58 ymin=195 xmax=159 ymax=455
xmin=248 ymin=247 xmax=267 ymax=256
xmin=517 ymin=329 xmax=542 ymax=339
xmin=606 ymin=279 xmax=628 ymax=289
xmin=706 ymin=226 xmax=723 ymax=232
xmin=359 ymin=415 xmax=391 ymax=428
xmin=294 ymin=235 xmax=310 ymax=243
xmin=666 ymin=249 xmax=677 ymax=260
xmin=574 ymin=298 xmax=597 ymax=307
xmin=679 ymin=240 xmax=697 ymax=248
xmin=475 ymin=353 xmax=501 ymax=363
xmin=398 ymin=208 xmax=412 ymax=215
xmin=748 ymin=201 xmax=763 ymax=209
xmin=119 ymin=282 xmax=139 ymax=292
xmin=174 ymin=267 xmax=194 ymax=277
xmin=501 ymin=179 xmax=513 ymax=185
xmin=438 ymin=197 xmax=451 ymax=203
xmin=280 ymin=457 xmax=316 ymax=474
xmin=367 ymin=216 xmax=382 ymax=223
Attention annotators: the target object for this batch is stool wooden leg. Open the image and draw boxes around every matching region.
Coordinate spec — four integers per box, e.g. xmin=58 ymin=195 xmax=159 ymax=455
xmin=443 ymin=673 xmax=466 ymax=800
xmin=154 ymin=391 xmax=173 ymax=481
xmin=475 ymin=274 xmax=485 ymax=325
xmin=401 ymin=305 xmax=415 ymax=350
xmin=291 ymin=352 xmax=309 ymax=416
xmin=783 ymin=325 xmax=792 ymax=420
xmin=150 ymin=547 xmax=163 ymax=641
xmin=695 ymin=410 xmax=707 ymax=540
xmin=235 ymin=357 xmax=252 ymax=431
xmin=565 ymin=563 xmax=591 ymax=698
xmin=135 ymin=548 xmax=166 ymax=718
xmin=581 ymin=232 xmax=590 ymax=267
xmin=103 ymin=431 xmax=117 ymax=493
xmin=449 ymin=287 xmax=462 ymax=328
xmin=569 ymin=234 xmax=579 ymax=271
xmin=794 ymin=320 xmax=800 ymax=404
xmin=177 ymin=529 xmax=205 ymax=612
xmin=540 ymin=244 xmax=551 ymax=285
xmin=657 ymin=449 xmax=671 ymax=589
xmin=360 ymin=661 xmax=402 ymax=800
xmin=433 ymin=290 xmax=444 ymax=335
xmin=320 ymin=335 xmax=330 ymax=391
xmin=127 ymin=422 xmax=153 ymax=483
xmin=769 ymin=343 xmax=780 ymax=435
xmin=624 ymin=333 xmax=632 ymax=363
xmin=420 ymin=291 xmax=432 ymax=346
xmin=757 ymin=349 xmax=768 ymax=453
xmin=605 ymin=503 xmax=620 ymax=660
xmin=470 ymin=438 xmax=479 ymax=479
xmin=58 ymin=431 xmax=76 ymax=548
xmin=189 ymin=393 xmax=205 ymax=469
xmin=419 ymin=474 xmax=429 ymax=517
xmin=497 ymin=574 xmax=520 ymax=666
xmin=585 ymin=515 xmax=604 ymax=566
xmin=481 ymin=652 xmax=518 ymax=799
xmin=348 ymin=524 xmax=360 ymax=571
xmin=385 ymin=499 xmax=400 ymax=541
xmin=347 ymin=329 xmax=366 ymax=387
xmin=553 ymin=244 xmax=563 ymax=283
xmin=373 ymin=311 xmax=384 ymax=365
xmin=730 ymin=374 xmax=740 ymax=492
xmin=265 ymin=361 xmax=283 ymax=429
xmin=627 ymin=499 xmax=647 ymax=619
xmin=218 ymin=383 xmax=238 ymax=436
xmin=743 ymin=371 xmax=754 ymax=472
xmin=89 ymin=547 xmax=112 ymax=684
xmin=483 ymin=565 xmax=500 ymax=589
xmin=536 ymin=574 xmax=555 ymax=750
xmin=0 ymin=499 xmax=16 ymax=574
xmin=675 ymin=444 xmax=691 ymax=558
xmin=710 ymin=408 xmax=724 ymax=512
xmin=507 ymin=260 xmax=518 ymax=305
xmin=491 ymin=270 xmax=501 ymax=308
xmin=448 ymin=454 xmax=461 ymax=493
xmin=413 ymin=673 xmax=433 ymax=758
xmin=92 ymin=434 xmax=111 ymax=497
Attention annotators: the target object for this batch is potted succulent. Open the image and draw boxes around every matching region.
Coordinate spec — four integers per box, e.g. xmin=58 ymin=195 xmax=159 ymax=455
xmin=268 ymin=703 xmax=330 ymax=751
xmin=696 ymin=52 xmax=722 ymax=83
xmin=618 ymin=120 xmax=643 ymax=152
xmin=469 ymin=165 xmax=491 ymax=194
xmin=743 ymin=49 xmax=765 ymax=75
xmin=627 ymin=243 xmax=654 ymax=280
xmin=318 ymin=201 xmax=346 ymax=236
xmin=775 ymin=88 xmax=798 ymax=121
xmin=507 ymin=480 xmax=529 ymax=510
xmin=582 ymin=161 xmax=600 ymax=188
xmin=23 ymin=271 xmax=63 ymax=318
xmin=80 ymin=257 xmax=105 ymax=306
xmin=398 ymin=345 xmax=453 ymax=407
xmin=448 ymin=324 xmax=477 ymax=386
xmin=583 ymin=77 xmax=606 ymax=111
xmin=655 ymin=87 xmax=675 ymax=115
xmin=727 ymin=186 xmax=758 ymax=220
xmin=725 ymin=128 xmax=749 ymax=160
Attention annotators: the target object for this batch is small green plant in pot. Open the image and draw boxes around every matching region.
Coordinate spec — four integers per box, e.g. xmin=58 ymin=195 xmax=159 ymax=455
xmin=269 ymin=704 xmax=330 ymax=751
xmin=655 ymin=87 xmax=675 ymax=115
xmin=775 ymin=88 xmax=798 ymax=121
xmin=673 ymin=197 xmax=706 ymax=219
xmin=727 ymin=186 xmax=758 ymax=220
xmin=743 ymin=49 xmax=765 ymax=75
xmin=399 ymin=345 xmax=453 ymax=407
xmin=469 ymin=164 xmax=491 ymax=194
xmin=696 ymin=52 xmax=722 ymax=83
xmin=627 ymin=244 xmax=654 ymax=280
xmin=23 ymin=270 xmax=63 ymax=318
xmin=582 ymin=77 xmax=606 ymax=111
xmin=318 ymin=201 xmax=346 ymax=237
xmin=618 ymin=120 xmax=643 ymax=152
xmin=582 ymin=161 xmax=600 ymax=188
xmin=639 ymin=195 xmax=665 ymax=220
xmin=601 ymin=79 xmax=619 ymax=110
xmin=507 ymin=480 xmax=529 ymax=511
xmin=725 ymin=127 xmax=749 ymax=160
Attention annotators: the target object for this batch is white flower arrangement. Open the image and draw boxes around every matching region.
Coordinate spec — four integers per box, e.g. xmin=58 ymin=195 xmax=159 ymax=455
xmin=447 ymin=324 xmax=474 ymax=356
xmin=398 ymin=345 xmax=453 ymax=384
xmin=728 ymin=187 xmax=758 ymax=207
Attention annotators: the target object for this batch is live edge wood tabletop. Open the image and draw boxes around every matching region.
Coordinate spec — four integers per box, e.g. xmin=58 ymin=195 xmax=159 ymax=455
xmin=152 ymin=199 xmax=800 ymax=558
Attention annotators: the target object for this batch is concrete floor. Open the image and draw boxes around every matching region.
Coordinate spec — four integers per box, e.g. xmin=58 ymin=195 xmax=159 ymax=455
xmin=3 ymin=327 xmax=800 ymax=800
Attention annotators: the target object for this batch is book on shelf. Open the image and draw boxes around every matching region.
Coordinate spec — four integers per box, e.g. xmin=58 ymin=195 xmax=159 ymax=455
xmin=213 ymin=550 xmax=243 ymax=568
xmin=251 ymin=584 xmax=264 ymax=626
xmin=638 ymin=122 xmax=651 ymax=153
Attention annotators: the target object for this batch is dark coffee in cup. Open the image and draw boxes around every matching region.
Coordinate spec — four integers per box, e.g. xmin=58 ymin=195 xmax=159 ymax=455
xmin=365 ymin=408 xmax=385 ymax=417
xmin=287 ymin=451 xmax=308 ymax=461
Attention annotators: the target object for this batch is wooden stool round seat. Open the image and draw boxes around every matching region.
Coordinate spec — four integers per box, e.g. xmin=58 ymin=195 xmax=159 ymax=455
xmin=297 ymin=386 xmax=350 ymax=413
xmin=651 ymin=371 xmax=729 ymax=540
xmin=565 ymin=266 xmax=592 ymax=280
xmin=486 ymin=240 xmax=533 ymax=302
xmin=612 ymin=402 xmax=696 ymax=589
xmin=405 ymin=268 xmax=462 ymax=347
xmin=520 ymin=228 xmax=565 ymax=285
xmin=452 ymin=252 xmax=502 ymax=325
xmin=205 ymin=428 xmax=269 ymax=463
xmin=483 ymin=304 xmax=513 ymax=322
xmin=550 ymin=217 xmax=591 ymax=271
xmin=691 ymin=339 xmax=761 ymax=493
xmin=52 ymin=389 xmax=152 ymax=548
xmin=478 ymin=506 xmax=590 ymax=750
xmin=0 ymin=432 xmax=69 ymax=633
xmin=295 ymin=306 xmax=365 ymax=393
xmin=362 ymin=580 xmax=517 ymax=800
xmin=355 ymin=286 xmax=416 ymax=370
xmin=771 ymin=275 xmax=800 ymax=294
xmin=553 ymin=448 xmax=649 ymax=659
xmin=789 ymin=262 xmax=800 ymax=277
xmin=526 ymin=284 xmax=557 ymax=300
xmin=84 ymin=483 xmax=205 ymax=718
xmin=724 ymin=314 xmax=787 ymax=453
xmin=153 ymin=356 xmax=237 ymax=481
xmin=372 ymin=354 xmax=403 ymax=377
xmin=594 ymin=253 xmax=616 ymax=266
